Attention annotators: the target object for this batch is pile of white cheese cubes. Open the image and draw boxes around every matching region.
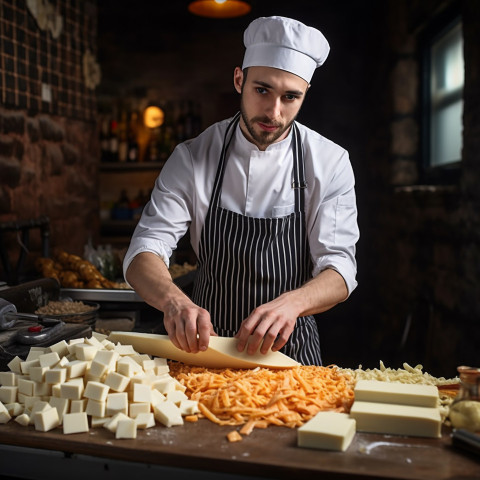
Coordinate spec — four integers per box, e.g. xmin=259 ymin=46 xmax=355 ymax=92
xmin=0 ymin=331 xmax=199 ymax=439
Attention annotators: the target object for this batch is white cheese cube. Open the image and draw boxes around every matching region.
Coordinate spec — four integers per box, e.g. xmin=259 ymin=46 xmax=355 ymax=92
xmin=18 ymin=378 xmax=35 ymax=396
xmin=70 ymin=399 xmax=87 ymax=413
xmin=179 ymin=400 xmax=200 ymax=416
xmin=133 ymin=383 xmax=152 ymax=403
xmin=23 ymin=395 xmax=42 ymax=410
xmin=104 ymin=371 xmax=130 ymax=392
xmin=86 ymin=399 xmax=106 ymax=418
xmin=34 ymin=406 xmax=60 ymax=432
xmin=63 ymin=412 xmax=89 ymax=434
xmin=166 ymin=390 xmax=188 ymax=406
xmin=114 ymin=344 xmax=137 ymax=356
xmin=129 ymin=402 xmax=150 ymax=418
xmin=117 ymin=357 xmax=142 ymax=377
xmin=14 ymin=413 xmax=30 ymax=426
xmin=7 ymin=356 xmax=22 ymax=374
xmin=88 ymin=360 xmax=108 ymax=378
xmin=20 ymin=359 xmax=40 ymax=375
xmin=298 ymin=412 xmax=356 ymax=451
xmin=74 ymin=344 xmax=98 ymax=361
xmin=135 ymin=412 xmax=155 ymax=429
xmin=116 ymin=418 xmax=137 ymax=439
xmin=106 ymin=392 xmax=128 ymax=416
xmin=142 ymin=359 xmax=156 ymax=371
xmin=0 ymin=386 xmax=18 ymax=404
xmin=85 ymin=335 xmax=104 ymax=349
xmin=84 ymin=381 xmax=110 ymax=402
xmin=103 ymin=412 xmax=130 ymax=433
xmin=151 ymin=389 xmax=166 ymax=407
xmin=354 ymin=380 xmax=439 ymax=408
xmin=60 ymin=378 xmax=84 ymax=400
xmin=49 ymin=397 xmax=70 ymax=423
xmin=93 ymin=349 xmax=118 ymax=367
xmin=153 ymin=400 xmax=183 ymax=427
xmin=29 ymin=401 xmax=51 ymax=424
xmin=48 ymin=340 xmax=69 ymax=358
xmin=66 ymin=360 xmax=88 ymax=379
xmin=26 ymin=348 xmax=46 ymax=361
xmin=55 ymin=357 xmax=69 ymax=368
xmin=51 ymin=384 xmax=62 ymax=398
xmin=91 ymin=416 xmax=110 ymax=428
xmin=0 ymin=401 xmax=11 ymax=423
xmin=28 ymin=366 xmax=49 ymax=383
xmin=92 ymin=331 xmax=108 ymax=342
xmin=39 ymin=352 xmax=60 ymax=369
xmin=5 ymin=402 xmax=23 ymax=417
xmin=349 ymin=401 xmax=442 ymax=438
xmin=152 ymin=375 xmax=176 ymax=394
xmin=132 ymin=354 xmax=150 ymax=366
xmin=33 ymin=381 xmax=51 ymax=397
xmin=155 ymin=364 xmax=170 ymax=375
xmin=45 ymin=368 xmax=67 ymax=385
xmin=0 ymin=371 xmax=18 ymax=386
xmin=101 ymin=339 xmax=115 ymax=350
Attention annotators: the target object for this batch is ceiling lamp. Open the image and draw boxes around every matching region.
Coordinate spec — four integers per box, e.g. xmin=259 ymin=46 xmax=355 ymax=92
xmin=188 ymin=0 xmax=251 ymax=19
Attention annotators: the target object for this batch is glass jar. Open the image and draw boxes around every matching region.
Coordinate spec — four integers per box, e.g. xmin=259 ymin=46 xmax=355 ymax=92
xmin=449 ymin=366 xmax=480 ymax=432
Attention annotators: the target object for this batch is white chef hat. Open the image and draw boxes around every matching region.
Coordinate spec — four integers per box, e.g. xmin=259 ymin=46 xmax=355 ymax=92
xmin=242 ymin=16 xmax=330 ymax=83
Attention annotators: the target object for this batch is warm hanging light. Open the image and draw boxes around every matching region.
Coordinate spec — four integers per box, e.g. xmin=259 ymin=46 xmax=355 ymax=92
xmin=188 ymin=0 xmax=251 ymax=19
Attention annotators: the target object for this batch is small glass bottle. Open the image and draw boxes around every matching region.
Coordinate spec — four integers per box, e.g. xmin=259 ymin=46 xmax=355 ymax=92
xmin=449 ymin=366 xmax=480 ymax=432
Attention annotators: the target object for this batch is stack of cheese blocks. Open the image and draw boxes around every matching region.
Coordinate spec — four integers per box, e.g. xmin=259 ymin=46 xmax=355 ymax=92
xmin=0 ymin=331 xmax=199 ymax=439
xmin=297 ymin=380 xmax=441 ymax=452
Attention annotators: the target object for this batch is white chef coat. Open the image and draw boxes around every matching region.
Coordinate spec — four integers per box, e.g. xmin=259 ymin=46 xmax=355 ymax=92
xmin=123 ymin=117 xmax=359 ymax=295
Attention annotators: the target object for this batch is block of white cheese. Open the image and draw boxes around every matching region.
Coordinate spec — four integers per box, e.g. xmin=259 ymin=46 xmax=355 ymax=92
xmin=116 ymin=418 xmax=137 ymax=439
xmin=63 ymin=412 xmax=89 ymax=434
xmin=298 ymin=412 xmax=356 ymax=451
xmin=349 ymin=401 xmax=441 ymax=438
xmin=108 ymin=332 xmax=299 ymax=369
xmin=154 ymin=400 xmax=183 ymax=427
xmin=354 ymin=380 xmax=439 ymax=408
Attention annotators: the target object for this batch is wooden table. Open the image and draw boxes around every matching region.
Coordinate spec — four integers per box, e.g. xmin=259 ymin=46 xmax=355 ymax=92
xmin=0 ymin=420 xmax=478 ymax=479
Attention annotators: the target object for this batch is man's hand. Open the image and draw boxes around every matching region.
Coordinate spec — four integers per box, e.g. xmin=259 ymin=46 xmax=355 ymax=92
xmin=235 ymin=268 xmax=349 ymax=356
xmin=126 ymin=252 xmax=216 ymax=354
xmin=163 ymin=298 xmax=216 ymax=353
xmin=235 ymin=293 xmax=299 ymax=355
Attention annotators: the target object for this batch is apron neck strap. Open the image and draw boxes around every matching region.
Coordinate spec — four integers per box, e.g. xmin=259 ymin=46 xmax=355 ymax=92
xmin=210 ymin=114 xmax=307 ymax=213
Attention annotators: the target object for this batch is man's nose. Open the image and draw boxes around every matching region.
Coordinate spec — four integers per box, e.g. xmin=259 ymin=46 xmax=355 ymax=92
xmin=266 ymin=97 xmax=281 ymax=120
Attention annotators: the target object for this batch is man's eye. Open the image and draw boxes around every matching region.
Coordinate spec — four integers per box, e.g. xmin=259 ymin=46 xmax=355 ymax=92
xmin=285 ymin=95 xmax=298 ymax=101
xmin=256 ymin=87 xmax=267 ymax=94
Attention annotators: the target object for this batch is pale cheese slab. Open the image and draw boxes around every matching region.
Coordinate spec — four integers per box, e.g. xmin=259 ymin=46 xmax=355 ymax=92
xmin=350 ymin=401 xmax=441 ymax=438
xmin=107 ymin=332 xmax=299 ymax=369
xmin=298 ymin=412 xmax=356 ymax=451
xmin=354 ymin=380 xmax=439 ymax=408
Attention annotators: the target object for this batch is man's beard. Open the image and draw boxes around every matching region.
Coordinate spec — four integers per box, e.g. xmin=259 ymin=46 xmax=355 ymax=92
xmin=239 ymin=96 xmax=295 ymax=148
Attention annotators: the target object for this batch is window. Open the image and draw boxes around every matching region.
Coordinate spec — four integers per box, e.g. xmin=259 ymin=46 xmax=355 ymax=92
xmin=422 ymin=18 xmax=464 ymax=175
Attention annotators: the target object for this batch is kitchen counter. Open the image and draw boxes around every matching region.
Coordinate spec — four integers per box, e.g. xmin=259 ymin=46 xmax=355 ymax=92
xmin=0 ymin=419 xmax=478 ymax=479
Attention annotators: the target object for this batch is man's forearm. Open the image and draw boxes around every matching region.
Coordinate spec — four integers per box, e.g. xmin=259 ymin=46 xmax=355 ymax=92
xmin=287 ymin=268 xmax=349 ymax=318
xmin=125 ymin=252 xmax=187 ymax=312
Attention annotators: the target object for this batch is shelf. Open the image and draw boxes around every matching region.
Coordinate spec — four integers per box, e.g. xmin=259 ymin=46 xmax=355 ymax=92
xmin=99 ymin=162 xmax=165 ymax=172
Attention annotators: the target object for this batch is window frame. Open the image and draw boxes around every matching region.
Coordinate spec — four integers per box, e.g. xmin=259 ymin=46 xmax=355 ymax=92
xmin=420 ymin=11 xmax=463 ymax=185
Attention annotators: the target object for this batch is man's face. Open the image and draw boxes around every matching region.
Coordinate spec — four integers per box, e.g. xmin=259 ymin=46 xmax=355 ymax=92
xmin=234 ymin=66 xmax=309 ymax=150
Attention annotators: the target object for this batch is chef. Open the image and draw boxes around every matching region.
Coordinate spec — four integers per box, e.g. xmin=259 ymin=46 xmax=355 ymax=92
xmin=123 ymin=16 xmax=359 ymax=365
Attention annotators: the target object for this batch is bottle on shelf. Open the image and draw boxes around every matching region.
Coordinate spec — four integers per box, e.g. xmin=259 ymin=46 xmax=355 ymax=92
xmin=108 ymin=119 xmax=119 ymax=163
xmin=127 ymin=111 xmax=139 ymax=162
xmin=117 ymin=110 xmax=128 ymax=163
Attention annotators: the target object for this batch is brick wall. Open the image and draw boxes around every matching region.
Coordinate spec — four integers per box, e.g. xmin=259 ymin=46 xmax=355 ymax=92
xmin=0 ymin=0 xmax=100 ymax=283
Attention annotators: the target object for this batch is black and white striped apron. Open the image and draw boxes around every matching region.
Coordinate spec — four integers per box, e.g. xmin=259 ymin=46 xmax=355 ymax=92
xmin=191 ymin=113 xmax=322 ymax=365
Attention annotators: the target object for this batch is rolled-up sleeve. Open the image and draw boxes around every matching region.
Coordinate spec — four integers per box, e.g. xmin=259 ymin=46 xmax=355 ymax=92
xmin=307 ymin=146 xmax=359 ymax=296
xmin=122 ymin=143 xmax=195 ymax=279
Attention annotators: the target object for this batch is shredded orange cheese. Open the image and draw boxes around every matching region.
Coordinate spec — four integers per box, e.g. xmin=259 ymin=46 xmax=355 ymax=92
xmin=169 ymin=363 xmax=355 ymax=433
